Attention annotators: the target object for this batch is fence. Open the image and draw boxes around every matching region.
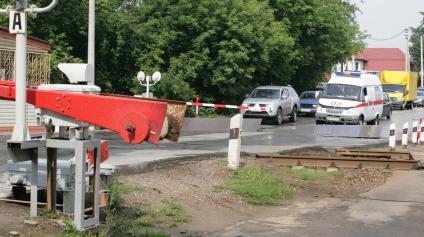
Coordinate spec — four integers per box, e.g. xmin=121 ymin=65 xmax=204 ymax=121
xmin=0 ymin=49 xmax=50 ymax=86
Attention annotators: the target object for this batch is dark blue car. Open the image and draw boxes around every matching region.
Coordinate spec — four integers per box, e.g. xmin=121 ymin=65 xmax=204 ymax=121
xmin=299 ymin=90 xmax=321 ymax=115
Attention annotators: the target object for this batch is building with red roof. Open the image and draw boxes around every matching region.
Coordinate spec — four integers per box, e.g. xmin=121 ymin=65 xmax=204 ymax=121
xmin=355 ymin=48 xmax=406 ymax=71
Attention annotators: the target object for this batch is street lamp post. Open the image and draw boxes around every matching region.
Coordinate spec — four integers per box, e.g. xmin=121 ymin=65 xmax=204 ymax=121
xmin=137 ymin=71 xmax=161 ymax=98
xmin=420 ymin=34 xmax=423 ymax=88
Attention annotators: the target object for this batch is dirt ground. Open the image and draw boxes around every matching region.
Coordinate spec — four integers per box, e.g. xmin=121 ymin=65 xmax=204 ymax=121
xmin=118 ymin=152 xmax=392 ymax=236
xmin=0 ymin=147 xmax=393 ymax=237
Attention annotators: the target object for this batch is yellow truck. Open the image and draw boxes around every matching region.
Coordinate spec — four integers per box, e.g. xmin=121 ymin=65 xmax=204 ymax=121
xmin=380 ymin=71 xmax=418 ymax=110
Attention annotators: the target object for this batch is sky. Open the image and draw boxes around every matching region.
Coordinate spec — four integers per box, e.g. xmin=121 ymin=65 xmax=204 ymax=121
xmin=352 ymin=0 xmax=424 ymax=51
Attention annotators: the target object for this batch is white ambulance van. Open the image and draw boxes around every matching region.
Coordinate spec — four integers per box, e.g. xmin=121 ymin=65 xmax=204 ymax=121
xmin=316 ymin=72 xmax=383 ymax=125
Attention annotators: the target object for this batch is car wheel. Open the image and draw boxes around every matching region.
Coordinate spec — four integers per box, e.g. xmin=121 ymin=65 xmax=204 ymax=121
xmin=289 ymin=107 xmax=297 ymax=122
xmin=275 ymin=108 xmax=283 ymax=125
xmin=387 ymin=109 xmax=392 ymax=119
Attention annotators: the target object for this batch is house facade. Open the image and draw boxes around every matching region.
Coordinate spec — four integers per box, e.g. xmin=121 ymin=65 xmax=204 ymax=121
xmin=0 ymin=28 xmax=51 ymax=130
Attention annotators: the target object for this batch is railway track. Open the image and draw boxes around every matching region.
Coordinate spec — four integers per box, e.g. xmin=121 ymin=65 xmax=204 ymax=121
xmin=256 ymin=150 xmax=419 ymax=170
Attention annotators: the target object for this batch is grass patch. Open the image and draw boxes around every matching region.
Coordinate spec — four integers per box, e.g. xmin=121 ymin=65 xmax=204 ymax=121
xmin=226 ymin=167 xmax=292 ymax=205
xmin=138 ymin=200 xmax=192 ymax=227
xmin=283 ymin=166 xmax=336 ymax=182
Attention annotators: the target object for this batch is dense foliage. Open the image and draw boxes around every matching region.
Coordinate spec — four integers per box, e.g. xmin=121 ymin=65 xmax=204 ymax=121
xmin=0 ymin=0 xmax=364 ymax=104
xmin=410 ymin=12 xmax=424 ymax=76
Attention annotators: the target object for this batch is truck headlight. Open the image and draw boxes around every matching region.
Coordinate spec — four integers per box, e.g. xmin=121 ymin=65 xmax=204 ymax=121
xmin=312 ymin=104 xmax=317 ymax=108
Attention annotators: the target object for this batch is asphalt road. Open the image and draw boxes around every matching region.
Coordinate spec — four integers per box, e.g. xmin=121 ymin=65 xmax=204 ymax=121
xmin=102 ymin=107 xmax=424 ymax=166
xmin=0 ymin=108 xmax=423 ymax=168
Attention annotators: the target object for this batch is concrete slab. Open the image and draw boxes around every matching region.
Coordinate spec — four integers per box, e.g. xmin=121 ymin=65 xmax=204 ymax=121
xmin=360 ymin=171 xmax=424 ymax=203
xmin=315 ymin=125 xmax=381 ymax=138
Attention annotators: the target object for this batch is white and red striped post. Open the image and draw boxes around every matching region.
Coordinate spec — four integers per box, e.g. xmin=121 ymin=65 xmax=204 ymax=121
xmin=402 ymin=122 xmax=409 ymax=147
xmin=412 ymin=120 xmax=418 ymax=144
xmin=389 ymin=123 xmax=396 ymax=149
xmin=418 ymin=118 xmax=422 ymax=144
xmin=421 ymin=120 xmax=424 ymax=143
xmin=228 ymin=113 xmax=243 ymax=170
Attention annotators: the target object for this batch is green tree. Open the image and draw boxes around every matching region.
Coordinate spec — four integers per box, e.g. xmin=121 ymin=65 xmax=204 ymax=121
xmin=130 ymin=0 xmax=296 ymax=104
xmin=269 ymin=0 xmax=365 ymax=91
xmin=410 ymin=12 xmax=424 ymax=77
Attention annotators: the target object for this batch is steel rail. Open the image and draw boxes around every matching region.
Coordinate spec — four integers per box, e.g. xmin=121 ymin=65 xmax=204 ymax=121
xmin=335 ymin=149 xmax=413 ymax=160
xmin=256 ymin=154 xmax=418 ymax=170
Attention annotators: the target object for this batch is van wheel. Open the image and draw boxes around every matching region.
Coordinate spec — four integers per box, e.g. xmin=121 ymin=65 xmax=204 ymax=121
xmin=367 ymin=116 xmax=380 ymax=125
xmin=289 ymin=107 xmax=297 ymax=122
xmin=316 ymin=120 xmax=325 ymax=125
xmin=275 ymin=108 xmax=283 ymax=125
xmin=358 ymin=116 xmax=365 ymax=125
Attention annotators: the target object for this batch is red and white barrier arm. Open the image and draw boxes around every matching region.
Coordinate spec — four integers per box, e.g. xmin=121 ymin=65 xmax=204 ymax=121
xmin=186 ymin=102 xmax=248 ymax=110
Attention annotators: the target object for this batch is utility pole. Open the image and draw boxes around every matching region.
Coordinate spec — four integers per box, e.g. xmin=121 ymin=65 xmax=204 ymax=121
xmin=421 ymin=34 xmax=423 ymax=87
xmin=88 ymin=0 xmax=95 ymax=85
xmin=405 ymin=28 xmax=410 ymax=72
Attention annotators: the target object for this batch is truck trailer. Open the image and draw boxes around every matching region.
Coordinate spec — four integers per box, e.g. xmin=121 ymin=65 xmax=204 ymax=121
xmin=380 ymin=71 xmax=418 ymax=110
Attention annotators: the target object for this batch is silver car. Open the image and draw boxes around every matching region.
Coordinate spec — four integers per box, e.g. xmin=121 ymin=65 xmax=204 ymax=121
xmin=242 ymin=86 xmax=300 ymax=125
xmin=414 ymin=89 xmax=424 ymax=107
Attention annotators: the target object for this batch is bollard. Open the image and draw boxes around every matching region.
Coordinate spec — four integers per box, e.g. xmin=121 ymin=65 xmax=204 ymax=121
xmin=389 ymin=123 xmax=396 ymax=149
xmin=418 ymin=119 xmax=422 ymax=144
xmin=402 ymin=122 xmax=409 ymax=147
xmin=412 ymin=120 xmax=418 ymax=144
xmin=421 ymin=121 xmax=424 ymax=143
xmin=228 ymin=113 xmax=242 ymax=170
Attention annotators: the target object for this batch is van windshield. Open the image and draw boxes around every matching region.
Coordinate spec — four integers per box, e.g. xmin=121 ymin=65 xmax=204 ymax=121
xmin=322 ymin=84 xmax=361 ymax=101
xmin=249 ymin=89 xmax=280 ymax=99
xmin=382 ymin=84 xmax=405 ymax=93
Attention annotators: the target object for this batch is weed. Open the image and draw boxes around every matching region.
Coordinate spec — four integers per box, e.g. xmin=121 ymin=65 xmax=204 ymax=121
xmin=283 ymin=166 xmax=336 ymax=182
xmin=138 ymin=200 xmax=192 ymax=227
xmin=212 ymin=184 xmax=225 ymax=193
xmin=160 ymin=200 xmax=192 ymax=226
xmin=226 ymin=167 xmax=292 ymax=205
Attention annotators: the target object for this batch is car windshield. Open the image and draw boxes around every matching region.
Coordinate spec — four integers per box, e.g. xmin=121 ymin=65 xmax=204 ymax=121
xmin=300 ymin=92 xmax=318 ymax=99
xmin=249 ymin=89 xmax=280 ymax=99
xmin=322 ymin=84 xmax=361 ymax=101
xmin=382 ymin=84 xmax=405 ymax=93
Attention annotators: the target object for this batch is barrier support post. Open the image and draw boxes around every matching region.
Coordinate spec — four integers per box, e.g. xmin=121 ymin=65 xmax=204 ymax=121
xmin=228 ymin=113 xmax=242 ymax=170
xmin=195 ymin=96 xmax=199 ymax=117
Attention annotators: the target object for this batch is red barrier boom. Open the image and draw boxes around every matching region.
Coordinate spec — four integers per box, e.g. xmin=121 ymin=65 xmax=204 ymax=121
xmin=0 ymin=80 xmax=167 ymax=145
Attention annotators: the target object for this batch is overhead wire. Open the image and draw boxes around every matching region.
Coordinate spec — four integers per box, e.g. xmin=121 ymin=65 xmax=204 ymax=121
xmin=368 ymin=29 xmax=407 ymax=41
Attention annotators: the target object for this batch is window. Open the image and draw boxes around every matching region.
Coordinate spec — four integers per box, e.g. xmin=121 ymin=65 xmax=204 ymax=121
xmin=249 ymin=89 xmax=280 ymax=99
xmin=282 ymin=89 xmax=289 ymax=98
xmin=322 ymin=84 xmax=362 ymax=101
